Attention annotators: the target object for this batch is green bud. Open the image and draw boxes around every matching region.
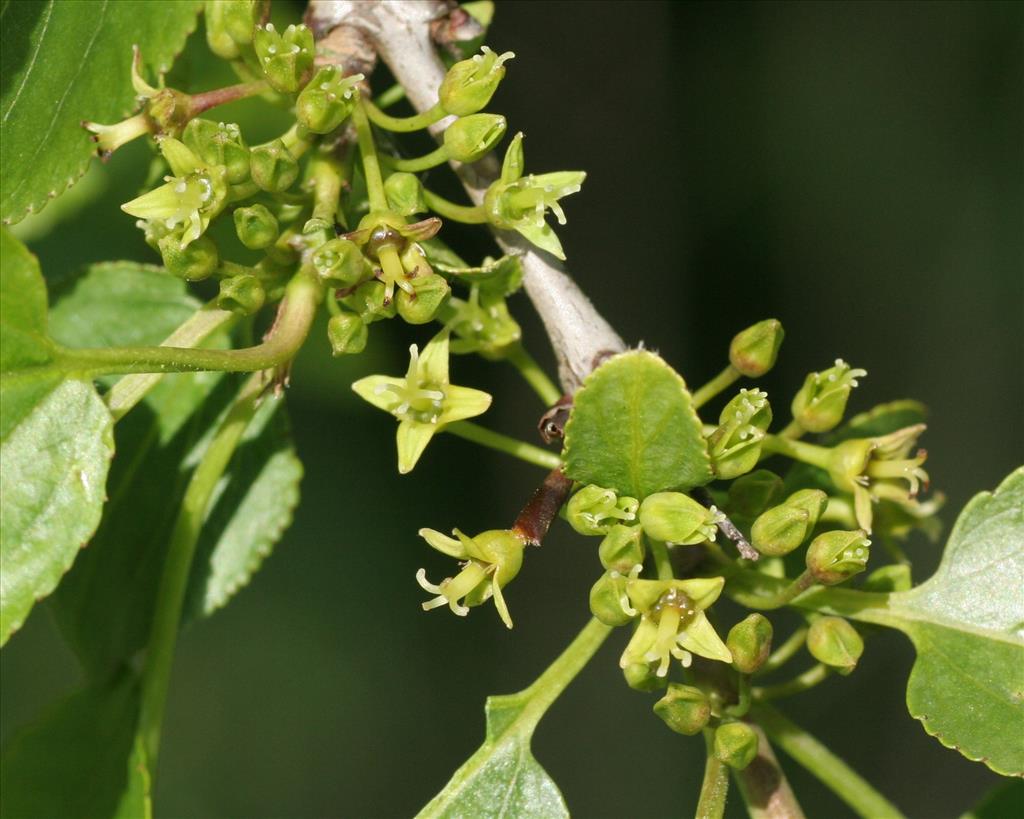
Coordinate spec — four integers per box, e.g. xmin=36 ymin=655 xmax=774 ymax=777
xmin=233 ymin=204 xmax=279 ymax=249
xmin=727 ymin=469 xmax=784 ymax=521
xmin=807 ymin=616 xmax=863 ymax=675
xmin=312 ymin=238 xmax=365 ymax=287
xmin=397 ymin=272 xmax=450 ymax=325
xmin=296 ymin=66 xmax=363 ymax=134
xmin=654 ymin=684 xmax=711 ymax=736
xmin=751 ymin=505 xmax=811 ymax=557
xmin=566 ymin=485 xmax=639 ymax=536
xmin=183 ymin=118 xmax=250 ymax=184
xmin=589 ymin=571 xmax=634 ymax=627
xmin=253 ymin=22 xmax=314 ymax=94
xmin=714 ymin=722 xmax=759 ymax=770
xmin=158 ymin=233 xmax=219 ymax=280
xmin=786 ymin=489 xmax=829 ymax=528
xmin=623 ymin=662 xmax=667 ymax=693
xmin=250 ymin=139 xmax=298 ymax=192
xmin=145 ymin=88 xmax=192 ymax=137
xmin=439 ymin=46 xmax=515 ymax=116
xmin=708 ymin=388 xmax=772 ymax=480
xmin=727 ymin=614 xmax=774 ymax=674
xmin=327 ymin=311 xmax=367 ymax=356
xmin=638 ymin=492 xmax=718 ymax=546
xmin=205 ymin=1 xmax=264 ymax=58
xmin=806 ymin=530 xmax=871 ymax=585
xmin=443 ymin=113 xmax=507 ymax=163
xmin=385 ymin=172 xmax=427 ymax=217
xmin=217 ymin=274 xmax=265 ymax=315
xmin=342 ymin=279 xmax=397 ymax=324
xmin=862 ymin=563 xmax=912 ymax=593
xmin=598 ymin=524 xmax=645 ymax=573
xmin=448 ymin=289 xmax=521 ymax=359
xmin=791 ymin=359 xmax=867 ymax=433
xmin=729 ymin=319 xmax=784 ymax=377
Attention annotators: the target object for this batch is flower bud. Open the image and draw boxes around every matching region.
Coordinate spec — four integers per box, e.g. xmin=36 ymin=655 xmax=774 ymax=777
xmin=623 ymin=662 xmax=667 ymax=693
xmin=253 ymin=22 xmax=314 ymax=94
xmin=397 ymin=272 xmax=450 ymax=325
xmin=250 ymin=139 xmax=298 ymax=192
xmin=791 ymin=359 xmax=867 ymax=433
xmin=752 ymin=499 xmax=815 ymax=557
xmin=727 ymin=614 xmax=773 ymax=674
xmin=598 ymin=524 xmax=645 ymax=573
xmin=708 ymin=388 xmax=772 ymax=480
xmin=385 ymin=172 xmax=427 ymax=217
xmin=448 ymin=289 xmax=521 ymax=359
xmin=443 ymin=113 xmax=507 ymax=163
xmin=566 ymin=485 xmax=639 ymax=536
xmin=145 ymin=88 xmax=192 ymax=137
xmin=312 ymin=238 xmax=365 ymax=287
xmin=727 ymin=469 xmax=783 ymax=521
xmin=654 ymin=684 xmax=711 ymax=736
xmin=217 ymin=274 xmax=265 ymax=315
xmin=807 ymin=616 xmax=863 ymax=675
xmin=296 ymin=66 xmax=362 ymax=134
xmin=589 ymin=571 xmax=634 ymax=627
xmin=439 ymin=46 xmax=515 ymax=116
xmin=205 ymin=0 xmax=264 ymax=58
xmin=158 ymin=233 xmax=219 ymax=280
xmin=327 ymin=311 xmax=367 ymax=356
xmin=862 ymin=563 xmax=912 ymax=593
xmin=183 ymin=119 xmax=250 ymax=184
xmin=714 ymin=722 xmax=759 ymax=770
xmin=233 ymin=204 xmax=278 ymax=249
xmin=806 ymin=530 xmax=870 ymax=585
xmin=729 ymin=319 xmax=784 ymax=377
xmin=342 ymin=280 xmax=397 ymax=324
xmin=638 ymin=492 xmax=718 ymax=545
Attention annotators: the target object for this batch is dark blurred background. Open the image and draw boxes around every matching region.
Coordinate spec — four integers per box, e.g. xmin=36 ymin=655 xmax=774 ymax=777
xmin=2 ymin=1 xmax=1022 ymax=817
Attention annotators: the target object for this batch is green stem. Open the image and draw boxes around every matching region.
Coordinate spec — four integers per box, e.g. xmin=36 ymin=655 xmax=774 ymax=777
xmin=364 ymin=98 xmax=445 ymax=132
xmin=696 ymin=728 xmax=731 ymax=819
xmin=445 ymin=421 xmax=561 ymax=470
xmin=778 ymin=419 xmax=805 ymax=439
xmin=384 ymin=143 xmax=450 ymax=173
xmin=755 ymin=627 xmax=808 ymax=676
xmin=104 ymin=305 xmax=236 ymax=421
xmin=753 ymin=664 xmax=829 ymax=701
xmin=649 ymin=538 xmax=674 ymax=580
xmin=751 ymin=703 xmax=906 ymax=819
xmin=692 ymin=365 xmax=740 ymax=410
xmin=352 ymin=100 xmax=388 ymax=211
xmin=137 ymin=373 xmax=266 ymax=767
xmin=309 ymin=153 xmax=345 ymax=228
xmin=422 ymin=189 xmax=489 ymax=224
xmin=57 ymin=269 xmax=321 ymax=377
xmin=727 ymin=569 xmax=817 ymax=610
xmin=732 ymin=723 xmax=806 ymax=819
xmin=374 ymin=83 xmax=406 ymax=109
xmin=504 ymin=343 xmax=562 ymax=406
xmin=761 ymin=434 xmax=830 ymax=468
xmin=725 ymin=673 xmax=752 ymax=717
xmin=189 ymin=80 xmax=268 ymax=116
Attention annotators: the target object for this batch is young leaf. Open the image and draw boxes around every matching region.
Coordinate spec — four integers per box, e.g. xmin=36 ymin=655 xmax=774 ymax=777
xmin=960 ymin=780 xmax=1024 ymax=819
xmin=563 ymin=350 xmax=712 ymax=499
xmin=884 ymin=467 xmax=1024 ymax=775
xmin=0 ymin=0 xmax=201 ymax=224
xmin=0 ymin=672 xmax=143 ymax=819
xmin=0 ymin=229 xmax=113 ymax=645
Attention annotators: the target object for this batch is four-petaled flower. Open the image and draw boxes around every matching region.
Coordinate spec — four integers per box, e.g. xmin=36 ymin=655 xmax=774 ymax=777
xmin=352 ymin=330 xmax=491 ymax=473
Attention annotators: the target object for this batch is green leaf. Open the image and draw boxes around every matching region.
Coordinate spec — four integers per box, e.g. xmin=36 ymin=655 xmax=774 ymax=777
xmin=0 ymin=229 xmax=113 ymax=645
xmin=882 ymin=468 xmax=1024 ymax=775
xmin=562 ymin=350 xmax=711 ymax=499
xmin=0 ymin=672 xmax=142 ymax=819
xmin=961 ymin=780 xmax=1024 ymax=819
xmin=113 ymin=739 xmax=152 ymax=819
xmin=417 ymin=692 xmax=569 ymax=819
xmin=0 ymin=0 xmax=201 ymax=224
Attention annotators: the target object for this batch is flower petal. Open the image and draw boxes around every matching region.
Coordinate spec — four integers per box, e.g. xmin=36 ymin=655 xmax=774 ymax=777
xmin=515 ymin=221 xmax=565 ymax=260
xmin=439 ymin=385 xmax=492 ymax=425
xmin=676 ymin=576 xmax=726 ymax=611
xmin=396 ymin=419 xmax=436 ymax=474
xmin=418 ymin=528 xmax=469 ymax=559
xmin=159 ymin=137 xmax=203 ymax=177
xmin=501 ymin=132 xmax=525 ymax=183
xmin=677 ymin=611 xmax=733 ymax=664
xmin=351 ymin=375 xmax=405 ymax=413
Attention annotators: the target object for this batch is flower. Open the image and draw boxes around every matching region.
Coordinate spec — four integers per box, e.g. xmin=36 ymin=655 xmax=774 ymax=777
xmin=351 ymin=330 xmax=491 ymax=473
xmin=415 ymin=528 xmax=527 ymax=628
xmin=483 ymin=132 xmax=585 ymax=260
xmin=342 ymin=212 xmax=442 ymax=306
xmin=791 ymin=359 xmax=867 ymax=433
xmin=707 ymin=388 xmax=772 ymax=479
xmin=439 ymin=46 xmax=516 ymax=116
xmin=618 ymin=576 xmax=732 ymax=677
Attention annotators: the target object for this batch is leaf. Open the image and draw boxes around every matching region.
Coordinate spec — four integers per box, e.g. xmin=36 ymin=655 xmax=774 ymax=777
xmin=0 ymin=229 xmax=113 ymax=645
xmin=881 ymin=468 xmax=1024 ymax=775
xmin=0 ymin=672 xmax=142 ymax=819
xmin=46 ymin=262 xmax=300 ymax=673
xmin=0 ymin=0 xmax=201 ymax=224
xmin=112 ymin=739 xmax=152 ymax=819
xmin=562 ymin=350 xmax=711 ymax=499
xmin=416 ymin=692 xmax=569 ymax=819
xmin=961 ymin=780 xmax=1024 ymax=819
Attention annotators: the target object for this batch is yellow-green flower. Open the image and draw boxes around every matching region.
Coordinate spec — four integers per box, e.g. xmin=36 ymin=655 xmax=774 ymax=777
xmin=351 ymin=330 xmax=491 ymax=473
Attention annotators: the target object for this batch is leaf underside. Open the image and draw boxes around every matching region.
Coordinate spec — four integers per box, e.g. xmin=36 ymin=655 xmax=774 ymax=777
xmin=562 ymin=349 xmax=711 ymax=499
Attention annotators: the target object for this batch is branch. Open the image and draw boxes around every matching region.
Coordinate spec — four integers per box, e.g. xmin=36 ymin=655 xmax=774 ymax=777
xmin=306 ymin=0 xmax=626 ymax=393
